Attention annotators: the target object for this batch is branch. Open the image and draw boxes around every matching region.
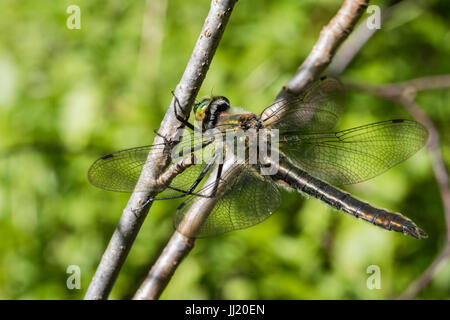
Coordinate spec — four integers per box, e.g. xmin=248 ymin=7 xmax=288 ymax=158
xmin=323 ymin=3 xmax=450 ymax=299
xmin=398 ymin=246 xmax=450 ymax=299
xmin=156 ymin=154 xmax=196 ymax=189
xmin=84 ymin=0 xmax=238 ymax=300
xmin=344 ymin=75 xmax=450 ymax=299
xmin=327 ymin=0 xmax=408 ymax=75
xmin=278 ymin=0 xmax=369 ymax=99
xmin=133 ymin=231 xmax=195 ymax=300
xmin=133 ymin=0 xmax=370 ymax=300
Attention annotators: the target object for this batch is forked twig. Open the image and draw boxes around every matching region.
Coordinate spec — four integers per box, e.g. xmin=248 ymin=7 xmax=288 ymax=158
xmin=345 ymin=76 xmax=450 ymax=299
xmin=324 ymin=0 xmax=450 ymax=298
xmin=133 ymin=0 xmax=370 ymax=300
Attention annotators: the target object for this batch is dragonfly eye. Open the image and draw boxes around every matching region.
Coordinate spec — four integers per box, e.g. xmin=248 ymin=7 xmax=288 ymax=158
xmin=194 ymin=99 xmax=210 ymax=121
xmin=193 ymin=96 xmax=231 ymax=129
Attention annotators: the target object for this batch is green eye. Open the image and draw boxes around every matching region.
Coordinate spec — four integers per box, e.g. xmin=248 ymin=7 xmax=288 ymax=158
xmin=194 ymin=100 xmax=209 ymax=114
xmin=194 ymin=99 xmax=209 ymax=121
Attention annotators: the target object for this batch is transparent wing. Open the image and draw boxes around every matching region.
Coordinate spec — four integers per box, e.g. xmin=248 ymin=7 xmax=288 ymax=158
xmin=87 ymin=130 xmax=219 ymax=194
xmin=261 ymin=77 xmax=345 ymax=133
xmin=88 ymin=145 xmax=156 ymax=192
xmin=173 ymin=165 xmax=281 ymax=237
xmin=280 ymin=119 xmax=428 ymax=185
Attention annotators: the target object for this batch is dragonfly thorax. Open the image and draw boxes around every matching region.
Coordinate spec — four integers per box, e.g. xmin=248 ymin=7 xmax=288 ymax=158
xmin=237 ymin=113 xmax=263 ymax=130
xmin=194 ymin=96 xmax=231 ymax=131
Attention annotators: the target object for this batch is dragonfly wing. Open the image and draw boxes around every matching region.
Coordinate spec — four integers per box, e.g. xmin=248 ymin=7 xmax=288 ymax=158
xmin=87 ymin=131 xmax=218 ymax=194
xmin=261 ymin=77 xmax=345 ymax=133
xmin=280 ymin=119 xmax=428 ymax=185
xmin=174 ymin=165 xmax=281 ymax=237
xmin=88 ymin=145 xmax=155 ymax=192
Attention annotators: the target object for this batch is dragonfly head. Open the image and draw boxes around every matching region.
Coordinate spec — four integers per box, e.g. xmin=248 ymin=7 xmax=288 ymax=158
xmin=193 ymin=96 xmax=231 ymax=130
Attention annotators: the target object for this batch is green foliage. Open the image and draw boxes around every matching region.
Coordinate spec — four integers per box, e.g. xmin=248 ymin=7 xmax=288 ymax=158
xmin=0 ymin=0 xmax=449 ymax=299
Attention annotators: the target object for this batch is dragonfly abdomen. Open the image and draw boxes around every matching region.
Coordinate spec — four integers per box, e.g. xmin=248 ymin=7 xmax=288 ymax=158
xmin=273 ymin=157 xmax=427 ymax=239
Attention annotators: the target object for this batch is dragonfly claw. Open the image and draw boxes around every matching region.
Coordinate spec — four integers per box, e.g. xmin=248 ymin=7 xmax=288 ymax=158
xmin=131 ymin=198 xmax=152 ymax=216
xmin=153 ymin=129 xmax=177 ymax=149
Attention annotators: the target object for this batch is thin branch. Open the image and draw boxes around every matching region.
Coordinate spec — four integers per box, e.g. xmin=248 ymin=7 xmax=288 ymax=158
xmin=133 ymin=0 xmax=370 ymax=300
xmin=327 ymin=0 xmax=407 ymax=75
xmin=321 ymin=0 xmax=450 ymax=298
xmin=374 ymin=75 xmax=450 ymax=97
xmin=345 ymin=75 xmax=450 ymax=299
xmin=398 ymin=245 xmax=450 ymax=299
xmin=156 ymin=153 xmax=196 ymax=189
xmin=278 ymin=0 xmax=369 ymax=99
xmin=327 ymin=4 xmax=389 ymax=75
xmin=394 ymin=96 xmax=450 ymax=299
xmin=396 ymin=98 xmax=450 ymax=300
xmin=84 ymin=0 xmax=238 ymax=300
xmin=133 ymin=231 xmax=195 ymax=300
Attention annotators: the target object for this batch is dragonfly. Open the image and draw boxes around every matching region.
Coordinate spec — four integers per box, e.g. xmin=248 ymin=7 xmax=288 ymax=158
xmin=88 ymin=77 xmax=428 ymax=239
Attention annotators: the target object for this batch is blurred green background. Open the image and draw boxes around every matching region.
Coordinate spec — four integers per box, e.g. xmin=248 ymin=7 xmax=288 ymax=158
xmin=0 ymin=0 xmax=449 ymax=299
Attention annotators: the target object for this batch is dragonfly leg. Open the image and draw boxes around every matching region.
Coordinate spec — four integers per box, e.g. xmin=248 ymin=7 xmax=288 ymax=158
xmin=174 ymin=161 xmax=224 ymax=203
xmin=209 ymin=162 xmax=224 ymax=198
xmin=171 ymin=90 xmax=199 ymax=132
xmin=176 ymin=162 xmax=224 ymax=211
xmin=169 ymin=153 xmax=220 ymax=201
xmin=153 ymin=129 xmax=179 ymax=150
xmin=133 ymin=151 xmax=220 ymax=214
xmin=132 ymin=197 xmax=152 ymax=216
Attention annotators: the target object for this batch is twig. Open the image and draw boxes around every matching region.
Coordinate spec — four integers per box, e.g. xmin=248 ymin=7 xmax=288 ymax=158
xmin=327 ymin=0 xmax=408 ymax=75
xmin=133 ymin=231 xmax=195 ymax=300
xmin=84 ymin=0 xmax=238 ymax=300
xmin=278 ymin=0 xmax=369 ymax=99
xmin=133 ymin=0 xmax=370 ymax=300
xmin=156 ymin=154 xmax=196 ymax=189
xmin=398 ymin=246 xmax=450 ymax=299
xmin=345 ymin=76 xmax=450 ymax=299
xmin=321 ymin=0 xmax=450 ymax=300
xmin=327 ymin=4 xmax=389 ymax=75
